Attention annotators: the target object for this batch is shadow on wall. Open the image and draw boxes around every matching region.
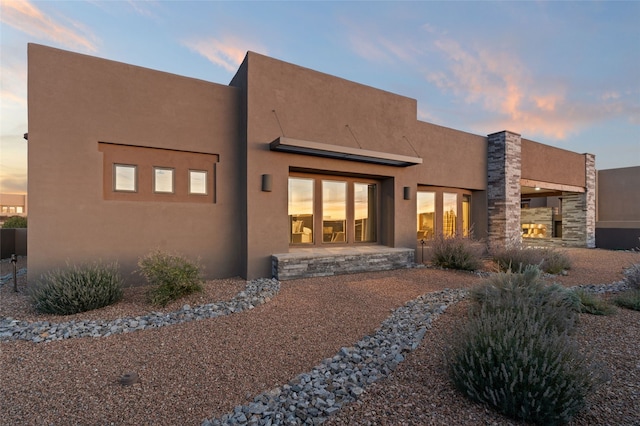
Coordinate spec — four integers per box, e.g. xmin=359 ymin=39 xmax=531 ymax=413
xmin=595 ymin=229 xmax=640 ymax=251
xmin=0 ymin=229 xmax=27 ymax=259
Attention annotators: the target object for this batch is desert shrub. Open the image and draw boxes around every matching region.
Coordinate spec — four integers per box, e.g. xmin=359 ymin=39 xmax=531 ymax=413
xmin=447 ymin=303 xmax=603 ymax=425
xmin=30 ymin=262 xmax=123 ymax=315
xmin=2 ymin=216 xmax=27 ymax=228
xmin=449 ymin=265 xmax=604 ymax=424
xmin=493 ymin=246 xmax=571 ymax=274
xmin=430 ymin=233 xmax=484 ymax=271
xmin=137 ymin=250 xmax=203 ymax=307
xmin=573 ymin=289 xmax=616 ymax=315
xmin=541 ymin=249 xmax=573 ymax=274
xmin=470 ymin=265 xmax=580 ymax=334
xmin=623 ymin=263 xmax=640 ymax=289
xmin=492 ymin=246 xmax=541 ymax=272
xmin=613 ymin=289 xmax=640 ymax=311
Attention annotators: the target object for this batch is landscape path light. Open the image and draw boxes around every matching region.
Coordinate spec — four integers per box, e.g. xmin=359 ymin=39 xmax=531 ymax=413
xmin=11 ymin=253 xmax=17 ymax=292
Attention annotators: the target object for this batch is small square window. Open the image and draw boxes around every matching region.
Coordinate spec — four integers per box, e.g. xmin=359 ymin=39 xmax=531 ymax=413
xmin=189 ymin=170 xmax=208 ymax=195
xmin=114 ymin=164 xmax=137 ymax=192
xmin=154 ymin=167 xmax=174 ymax=193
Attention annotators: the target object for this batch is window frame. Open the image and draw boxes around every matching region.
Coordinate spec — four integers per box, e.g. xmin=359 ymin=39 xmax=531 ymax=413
xmin=289 ymin=177 xmax=315 ymax=245
xmin=113 ymin=163 xmax=138 ymax=193
xmin=442 ymin=192 xmax=458 ymax=237
xmin=417 ymin=191 xmax=436 ymax=240
xmin=189 ymin=169 xmax=209 ymax=195
xmin=353 ymin=182 xmax=377 ymax=243
xmin=289 ymin=173 xmax=379 ymax=246
xmin=417 ymin=187 xmax=473 ymax=239
xmin=322 ymin=180 xmax=348 ymax=244
xmin=153 ymin=167 xmax=175 ymax=194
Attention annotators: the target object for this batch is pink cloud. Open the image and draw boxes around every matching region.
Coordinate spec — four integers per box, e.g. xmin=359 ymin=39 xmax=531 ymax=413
xmin=0 ymin=60 xmax=27 ymax=107
xmin=348 ymin=34 xmax=391 ymax=63
xmin=427 ymin=37 xmax=592 ymax=140
xmin=0 ymin=0 xmax=97 ymax=52
xmin=125 ymin=0 xmax=159 ymax=19
xmin=533 ymin=94 xmax=562 ymax=112
xmin=345 ymin=18 xmax=421 ymax=65
xmin=183 ymin=36 xmax=266 ymax=73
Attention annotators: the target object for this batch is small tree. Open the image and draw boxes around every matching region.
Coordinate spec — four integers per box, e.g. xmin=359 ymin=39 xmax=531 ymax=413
xmin=2 ymin=216 xmax=27 ymax=228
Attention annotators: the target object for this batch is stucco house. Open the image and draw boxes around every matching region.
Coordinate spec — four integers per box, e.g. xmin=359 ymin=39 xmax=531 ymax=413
xmin=26 ymin=44 xmax=596 ymax=282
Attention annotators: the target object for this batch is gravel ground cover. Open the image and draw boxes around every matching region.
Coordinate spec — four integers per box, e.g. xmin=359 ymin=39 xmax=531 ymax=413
xmin=1 ymin=248 xmax=639 ymax=425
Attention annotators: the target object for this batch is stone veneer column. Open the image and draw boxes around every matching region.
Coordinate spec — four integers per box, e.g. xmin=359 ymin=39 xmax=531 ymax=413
xmin=562 ymin=153 xmax=596 ymax=247
xmin=487 ymin=131 xmax=522 ymax=252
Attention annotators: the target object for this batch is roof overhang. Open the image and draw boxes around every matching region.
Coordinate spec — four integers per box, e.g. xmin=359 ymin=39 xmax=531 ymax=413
xmin=269 ymin=137 xmax=422 ymax=167
xmin=521 ymin=178 xmax=585 ymax=197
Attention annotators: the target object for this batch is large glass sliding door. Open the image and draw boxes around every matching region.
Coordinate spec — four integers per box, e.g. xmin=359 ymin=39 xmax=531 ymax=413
xmin=288 ymin=178 xmax=314 ymax=244
xmin=443 ymin=192 xmax=457 ymax=237
xmin=462 ymin=194 xmax=471 ymax=237
xmin=322 ymin=180 xmax=347 ymax=243
xmin=417 ymin=189 xmax=472 ymax=239
xmin=417 ymin=192 xmax=435 ymax=240
xmin=354 ymin=183 xmax=377 ymax=242
xmin=288 ymin=175 xmax=378 ymax=245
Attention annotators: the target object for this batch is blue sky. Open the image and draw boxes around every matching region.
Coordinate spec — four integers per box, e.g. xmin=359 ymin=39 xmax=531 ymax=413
xmin=1 ymin=0 xmax=639 ymax=194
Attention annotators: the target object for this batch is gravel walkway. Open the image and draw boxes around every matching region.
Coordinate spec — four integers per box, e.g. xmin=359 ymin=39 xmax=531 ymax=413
xmin=1 ymin=248 xmax=639 ymax=425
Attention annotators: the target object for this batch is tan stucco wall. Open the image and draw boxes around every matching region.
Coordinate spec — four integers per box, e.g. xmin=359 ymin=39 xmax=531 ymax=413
xmin=27 ymin=46 xmax=593 ymax=281
xmin=238 ymin=52 xmax=490 ymax=278
xmin=238 ymin=53 xmax=413 ymax=278
xmin=411 ymin=121 xmax=487 ymax=190
xmin=521 ymin=139 xmax=586 ymax=187
xmin=597 ymin=166 xmax=640 ymax=225
xmin=27 ymin=44 xmax=243 ymax=282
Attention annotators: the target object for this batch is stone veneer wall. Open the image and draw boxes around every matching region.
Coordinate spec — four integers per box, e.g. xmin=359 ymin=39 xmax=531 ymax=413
xmin=585 ymin=153 xmax=596 ymax=248
xmin=487 ymin=131 xmax=522 ymax=252
xmin=272 ymin=248 xmax=415 ymax=280
xmin=562 ymin=153 xmax=596 ymax=247
xmin=521 ymin=207 xmax=554 ymax=238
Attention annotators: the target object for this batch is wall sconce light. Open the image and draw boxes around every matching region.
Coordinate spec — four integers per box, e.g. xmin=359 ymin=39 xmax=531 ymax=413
xmin=403 ymin=186 xmax=411 ymax=200
xmin=262 ymin=174 xmax=272 ymax=192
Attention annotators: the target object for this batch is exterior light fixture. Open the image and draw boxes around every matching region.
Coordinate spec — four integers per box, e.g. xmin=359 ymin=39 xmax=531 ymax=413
xmin=262 ymin=174 xmax=272 ymax=192
xmin=535 ymin=187 xmax=541 ymax=191
xmin=403 ymin=186 xmax=411 ymax=200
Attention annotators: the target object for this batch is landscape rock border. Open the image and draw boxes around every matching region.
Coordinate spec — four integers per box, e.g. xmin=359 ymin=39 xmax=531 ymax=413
xmin=1 ymin=264 xmax=633 ymax=425
xmin=0 ymin=278 xmax=280 ymax=343
xmin=202 ymin=288 xmax=468 ymax=426
xmin=202 ymin=279 xmax=631 ymax=426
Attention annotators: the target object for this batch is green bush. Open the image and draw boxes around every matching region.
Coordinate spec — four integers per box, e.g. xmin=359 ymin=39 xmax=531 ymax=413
xmin=470 ymin=265 xmax=580 ymax=334
xmin=137 ymin=250 xmax=203 ymax=307
xmin=2 ymin=216 xmax=27 ymax=228
xmin=430 ymin=233 xmax=484 ymax=271
xmin=573 ymin=289 xmax=616 ymax=315
xmin=30 ymin=262 xmax=123 ymax=315
xmin=448 ymin=266 xmax=603 ymax=424
xmin=492 ymin=246 xmax=571 ymax=274
xmin=447 ymin=303 xmax=602 ymax=425
xmin=623 ymin=263 xmax=640 ymax=289
xmin=613 ymin=289 xmax=640 ymax=311
xmin=542 ymin=249 xmax=573 ymax=274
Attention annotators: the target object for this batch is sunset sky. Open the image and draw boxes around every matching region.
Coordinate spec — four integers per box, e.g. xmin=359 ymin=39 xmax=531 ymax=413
xmin=1 ymin=0 xmax=639 ymax=195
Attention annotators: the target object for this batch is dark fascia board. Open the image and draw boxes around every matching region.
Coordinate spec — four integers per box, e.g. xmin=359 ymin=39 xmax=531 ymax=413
xmin=269 ymin=137 xmax=422 ymax=167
